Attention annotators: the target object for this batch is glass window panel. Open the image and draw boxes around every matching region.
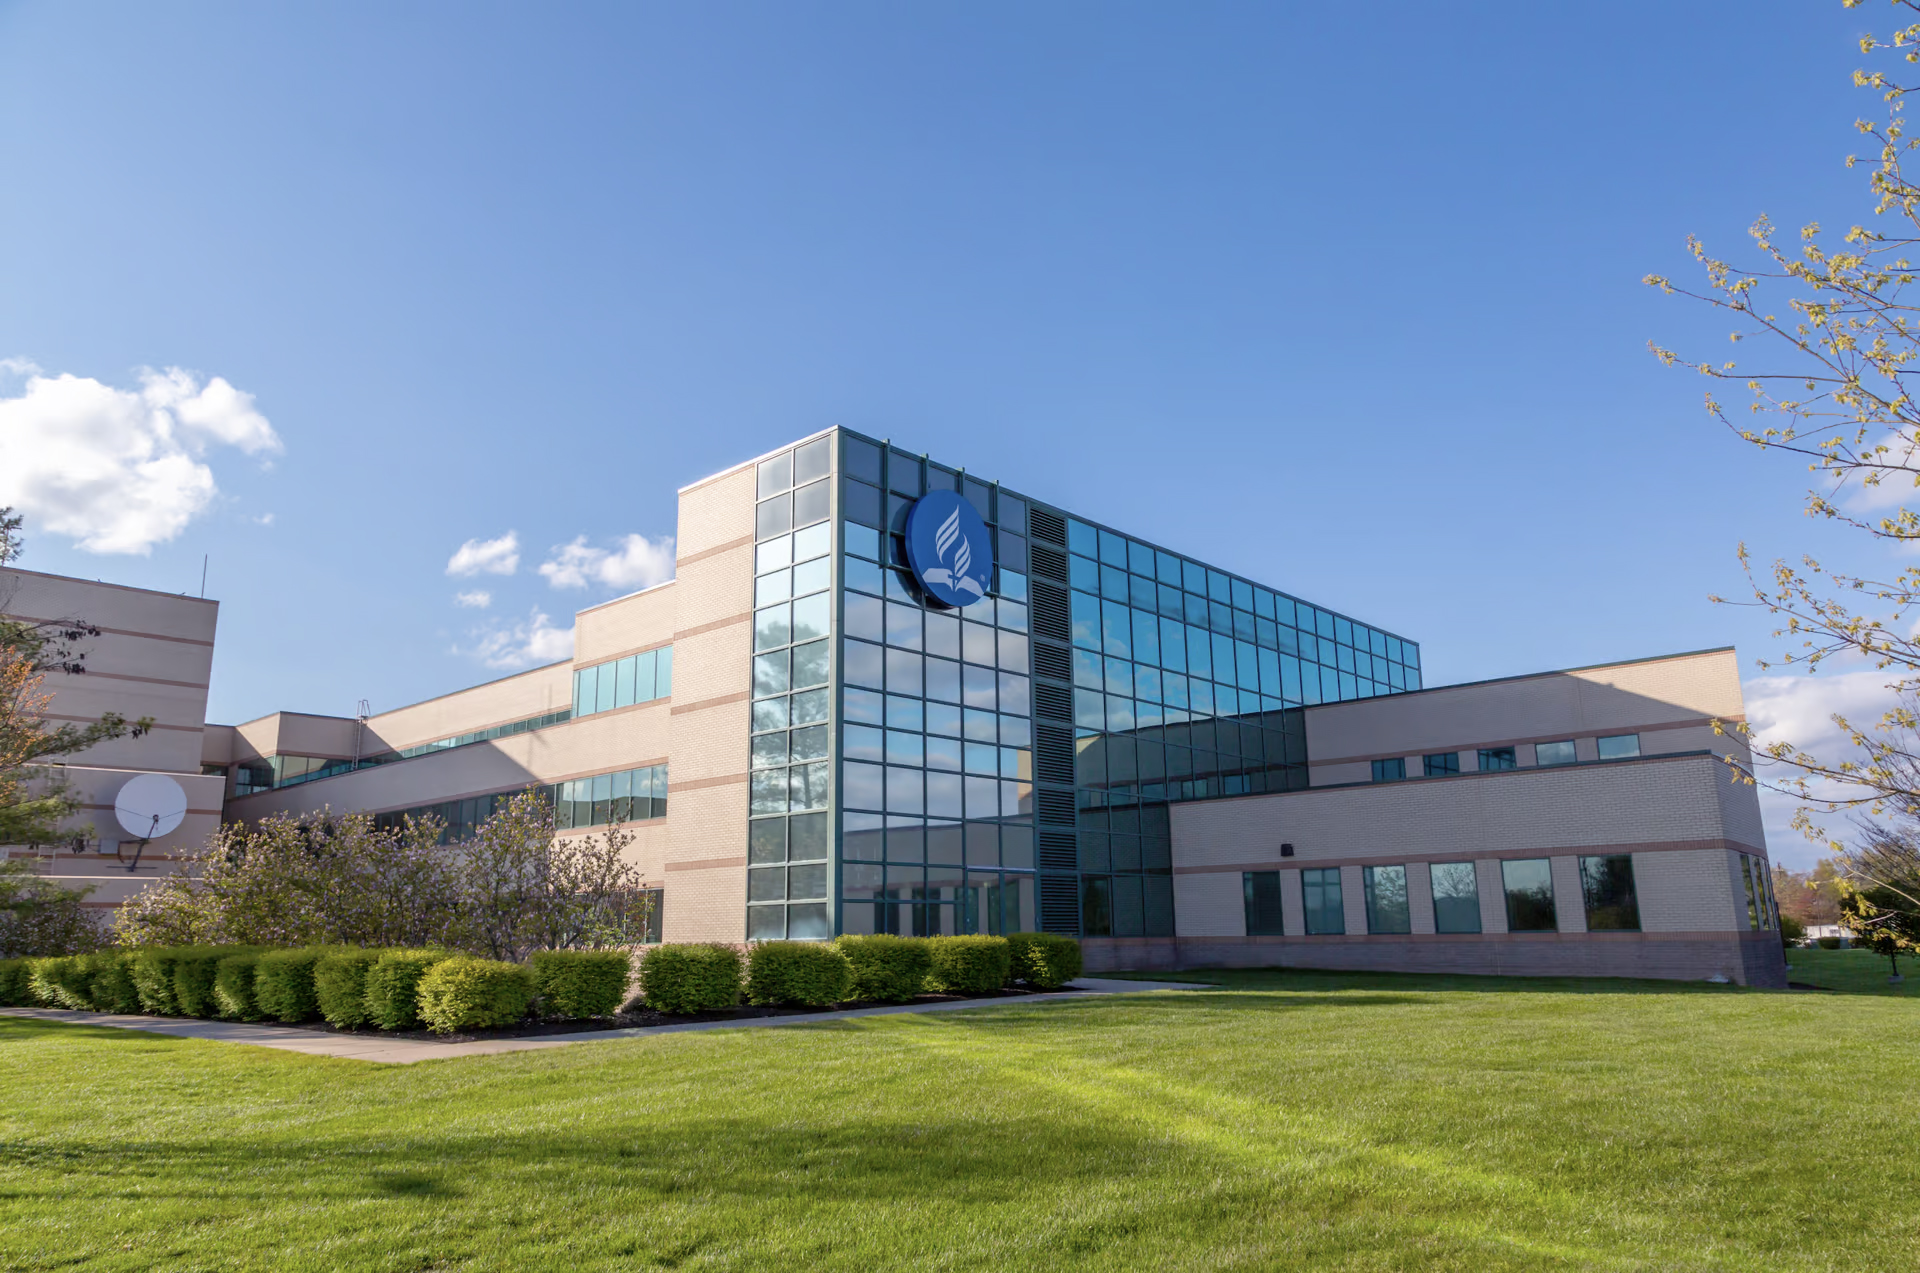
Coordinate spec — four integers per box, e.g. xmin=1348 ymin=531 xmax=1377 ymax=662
xmin=964 ymin=741 xmax=998 ymax=775
xmin=1423 ymin=752 xmax=1460 ymax=777
xmin=756 ymin=536 xmax=793 ymax=573
xmin=1212 ymin=634 xmax=1237 ymax=683
xmin=794 ymin=434 xmax=832 ymax=484
xmin=926 ymin=734 xmax=964 ymax=771
xmin=844 ymin=724 xmax=884 ymax=763
xmin=792 ymin=556 xmax=830 ymax=595
xmin=750 ymin=771 xmax=788 ymax=816
xmin=1580 ymin=855 xmax=1641 ymax=930
xmin=1070 ymin=590 xmax=1102 ymax=650
xmin=792 ymin=640 xmax=830 ymax=688
xmin=886 ymin=765 xmax=923 ymax=814
xmin=886 ymin=729 xmax=924 ymax=767
xmin=1135 ymin=665 xmax=1162 ymax=704
xmin=1130 ymin=608 xmax=1161 ymax=666
xmin=1100 ymin=600 xmax=1132 ymax=658
xmin=887 ymin=450 xmax=923 ymax=496
xmin=963 ymin=621 xmax=996 ymax=667
xmin=1183 ymin=624 xmax=1211 ymax=678
xmin=748 ymin=865 xmax=787 ymax=903
xmin=1597 ymin=733 xmax=1641 ymax=760
xmin=844 ymin=555 xmax=884 ymax=596
xmin=885 ymin=694 xmax=924 ymax=731
xmin=1070 ymin=552 xmax=1100 ymax=592
xmin=1067 ymin=519 xmax=1097 ymax=556
xmin=1364 ymin=865 xmax=1411 ymax=934
xmin=992 ymin=630 xmax=1028 ymax=674
xmin=842 ymin=479 xmax=882 ymax=530
xmin=1302 ymin=867 xmax=1344 ymax=935
xmin=964 ymin=663 xmax=998 ymax=709
xmin=754 ymin=604 xmax=792 ymax=651
xmin=844 ymin=686 xmax=884 ymax=725
xmin=922 ymin=611 xmax=960 ymax=659
xmin=789 ymin=687 xmax=826 ymax=725
xmin=926 ymin=772 xmax=964 ymax=818
xmin=1502 ymin=859 xmax=1557 ymax=931
xmin=757 ymin=452 xmax=793 ymax=498
xmin=753 ymin=696 xmax=790 ymax=732
xmin=615 ymin=656 xmax=637 ymax=708
xmin=791 ymin=593 xmax=831 ymax=644
xmin=845 ymin=590 xmax=885 ymax=643
xmin=752 ymin=734 xmax=788 ymax=769
xmin=790 ymin=763 xmax=831 ymax=812
xmin=1235 ymin=639 xmax=1260 ymax=691
xmin=1536 ymin=739 xmax=1576 ymax=767
xmin=964 ymin=776 xmax=999 ymax=819
xmin=1104 ymin=656 xmax=1133 ymax=698
xmin=884 ymin=564 xmax=916 ymax=602
xmin=923 ymin=657 xmax=961 ymax=704
xmin=790 ymin=724 xmax=829 ymax=763
xmin=1100 ymin=563 xmax=1129 ymax=601
xmin=1335 ymin=617 xmax=1354 ymax=646
xmin=793 ymin=478 xmax=830 ymax=528
xmin=843 ymin=521 xmax=879 ymax=561
xmin=1163 ymin=671 xmax=1190 ymax=710
xmin=926 ymin=701 xmax=962 ymax=736
xmin=962 ymin=707 xmax=998 ymax=742
xmin=886 ymin=603 xmax=923 ymax=650
xmin=1244 ymin=871 xmax=1285 ymax=936
xmin=596 ymin=662 xmax=617 ymax=713
xmin=1096 ymin=528 xmax=1127 ymax=566
xmin=1231 ymin=578 xmax=1254 ymax=612
xmin=844 ymin=639 xmax=885 ymax=689
xmin=749 ymin=818 xmax=787 ymax=865
xmin=788 ymin=810 xmax=829 ymax=861
xmin=885 ymin=648 xmax=924 ymax=696
xmin=997 ymin=599 xmax=1028 ymax=633
xmin=1107 ymin=696 xmax=1136 ymax=732
xmin=1128 ymin=572 xmax=1157 ymax=611
xmin=1075 ymin=688 xmax=1106 ymax=730
xmin=1429 ymin=862 xmax=1480 ymax=932
xmin=1073 ymin=648 xmax=1103 ymax=689
xmin=755 ymin=569 xmax=791 ymax=607
xmin=843 ymin=760 xmax=885 ymax=810
xmin=1478 ymin=747 xmax=1517 ymax=772
xmin=756 ymin=495 xmax=792 ymax=540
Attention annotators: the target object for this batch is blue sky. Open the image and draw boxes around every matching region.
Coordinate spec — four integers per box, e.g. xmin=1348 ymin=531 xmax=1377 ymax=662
xmin=0 ymin=1 xmax=1899 ymax=864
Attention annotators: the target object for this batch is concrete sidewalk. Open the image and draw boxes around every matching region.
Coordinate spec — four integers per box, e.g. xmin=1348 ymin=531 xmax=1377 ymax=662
xmin=0 ymin=976 xmax=1207 ymax=1064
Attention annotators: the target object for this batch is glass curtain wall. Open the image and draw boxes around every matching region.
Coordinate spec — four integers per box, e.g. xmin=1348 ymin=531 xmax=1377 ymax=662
xmin=836 ymin=431 xmax=1038 ymax=939
xmin=748 ymin=434 xmax=838 ymax=940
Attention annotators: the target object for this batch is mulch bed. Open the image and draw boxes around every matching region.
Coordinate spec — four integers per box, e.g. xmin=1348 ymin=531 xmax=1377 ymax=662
xmin=69 ymin=985 xmax=1070 ymax=1045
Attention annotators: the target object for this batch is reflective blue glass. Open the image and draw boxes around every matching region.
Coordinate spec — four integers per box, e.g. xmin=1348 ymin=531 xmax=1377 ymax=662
xmin=1099 ymin=528 xmax=1129 ymax=566
xmin=1104 ymin=656 xmax=1132 ymax=697
xmin=1100 ymin=600 xmax=1132 ymax=658
xmin=1212 ymin=634 xmax=1237 ymax=683
xmin=1100 ymin=564 xmax=1129 ymax=602
xmin=1068 ymin=519 xmax=1097 ymax=556
xmin=1231 ymin=579 xmax=1254 ymax=612
xmin=1073 ymin=648 xmax=1102 ymax=689
xmin=1070 ymin=591 xmax=1100 ymax=650
xmin=1070 ymin=553 xmax=1099 ymax=591
xmin=1136 ymin=665 xmax=1163 ymax=704
xmin=1185 ymin=624 xmax=1211 ymax=678
xmin=1157 ymin=583 xmax=1183 ymax=619
xmin=1156 ymin=550 xmax=1183 ymax=585
xmin=1132 ymin=608 xmax=1160 ymax=665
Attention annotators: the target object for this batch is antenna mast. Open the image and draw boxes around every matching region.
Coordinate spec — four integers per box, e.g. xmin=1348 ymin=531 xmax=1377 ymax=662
xmin=351 ymin=698 xmax=370 ymax=769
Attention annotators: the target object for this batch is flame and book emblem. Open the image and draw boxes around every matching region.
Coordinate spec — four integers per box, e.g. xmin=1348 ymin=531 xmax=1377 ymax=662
xmin=905 ymin=491 xmax=992 ymax=607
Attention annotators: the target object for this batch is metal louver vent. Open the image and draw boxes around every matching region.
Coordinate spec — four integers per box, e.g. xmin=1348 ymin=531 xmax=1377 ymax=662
xmin=1039 ymin=874 xmax=1080 ymax=933
xmin=1038 ymin=831 xmax=1078 ymax=871
xmin=1034 ymin=722 xmax=1075 ymax=785
xmin=1037 ymin=788 xmax=1077 ymax=827
xmin=1030 ymin=580 xmax=1070 ymax=641
xmin=1030 ymin=507 xmax=1067 ymax=546
xmin=1033 ymin=682 xmax=1072 ymax=723
xmin=1029 ymin=543 xmax=1068 ymax=583
xmin=1032 ymin=641 xmax=1070 ymax=683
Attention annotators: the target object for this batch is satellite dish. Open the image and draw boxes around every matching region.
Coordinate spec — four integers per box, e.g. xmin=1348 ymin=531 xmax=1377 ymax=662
xmin=114 ymin=774 xmax=188 ymax=841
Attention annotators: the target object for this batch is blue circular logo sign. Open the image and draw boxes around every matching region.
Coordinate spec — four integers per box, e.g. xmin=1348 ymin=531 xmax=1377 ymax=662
xmin=904 ymin=490 xmax=994 ymax=608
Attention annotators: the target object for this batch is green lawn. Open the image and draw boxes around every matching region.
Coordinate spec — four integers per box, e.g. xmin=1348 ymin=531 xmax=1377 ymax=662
xmin=1 ymin=970 xmax=1912 ymax=1271
xmin=1784 ymin=945 xmax=1919 ymax=996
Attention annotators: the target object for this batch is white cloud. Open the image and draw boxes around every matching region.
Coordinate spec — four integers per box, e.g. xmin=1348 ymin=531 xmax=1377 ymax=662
xmin=539 ymin=533 xmax=675 ymax=591
xmin=1742 ymin=669 xmax=1903 ymax=866
xmin=0 ymin=362 xmax=282 ymax=555
xmin=465 ymin=608 xmax=575 ymax=670
xmin=446 ymin=531 xmax=519 ymax=577
xmin=253 ymin=513 xmax=275 ymax=526
xmin=454 ymin=590 xmax=492 ymax=609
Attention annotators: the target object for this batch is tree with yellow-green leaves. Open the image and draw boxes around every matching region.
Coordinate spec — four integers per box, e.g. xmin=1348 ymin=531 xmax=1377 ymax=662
xmin=1646 ymin=0 xmax=1920 ymax=917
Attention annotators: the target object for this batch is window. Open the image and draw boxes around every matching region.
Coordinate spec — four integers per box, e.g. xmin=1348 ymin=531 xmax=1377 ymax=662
xmin=1364 ymin=865 xmax=1410 ymax=934
xmin=1423 ymin=752 xmax=1459 ymax=777
xmin=1579 ymin=854 xmax=1641 ymax=931
xmin=554 ymin=764 xmax=669 ymax=830
xmin=1501 ymin=858 xmax=1557 ymax=931
xmin=1430 ymin=861 xmax=1481 ymax=933
xmin=573 ymin=645 xmax=673 ymax=717
xmin=1740 ymin=855 xmax=1761 ymax=930
xmin=1535 ymin=739 xmax=1575 ymax=767
xmin=1371 ymin=757 xmax=1406 ymax=783
xmin=1597 ymin=733 xmax=1641 ymax=760
xmin=1243 ymin=871 xmax=1285 ymax=936
xmin=1302 ymin=868 xmax=1344 ymax=934
xmin=1478 ymin=747 xmax=1517 ymax=772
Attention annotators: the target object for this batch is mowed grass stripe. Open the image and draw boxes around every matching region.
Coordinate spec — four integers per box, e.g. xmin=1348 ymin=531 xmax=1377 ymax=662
xmin=0 ymin=973 xmax=1911 ymax=1271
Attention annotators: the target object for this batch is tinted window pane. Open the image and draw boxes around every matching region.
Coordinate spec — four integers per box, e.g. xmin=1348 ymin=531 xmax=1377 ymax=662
xmin=1302 ymin=868 xmax=1344 ymax=934
xmin=1244 ymin=870 xmax=1284 ymax=936
xmin=1364 ymin=865 xmax=1411 ymax=934
xmin=1502 ymin=858 xmax=1557 ymax=931
xmin=1536 ymin=740 xmax=1576 ymax=767
xmin=1580 ymin=854 xmax=1641 ymax=930
xmin=1597 ymin=733 xmax=1641 ymax=760
xmin=1430 ymin=861 xmax=1481 ymax=933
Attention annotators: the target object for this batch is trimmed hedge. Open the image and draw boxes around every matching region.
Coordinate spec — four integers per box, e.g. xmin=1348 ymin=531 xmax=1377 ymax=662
xmin=416 ymin=957 xmax=535 ymax=1034
xmin=214 ymin=952 xmax=266 ymax=1020
xmin=0 ymin=957 xmax=36 ymax=1007
xmin=129 ymin=948 xmax=190 ymax=1014
xmin=746 ymin=941 xmax=852 ymax=1007
xmin=314 ymin=949 xmax=385 ymax=1028
xmin=253 ymin=948 xmax=332 ymax=1023
xmin=1005 ymin=932 xmax=1082 ymax=989
xmin=926 ymin=935 xmax=1012 ymax=994
xmin=173 ymin=947 xmax=240 ymax=1018
xmin=364 ymin=949 xmax=447 ymax=1031
xmin=530 ymin=950 xmax=632 ymax=1019
xmin=85 ymin=951 xmax=141 ymax=1013
xmin=834 ymin=934 xmax=932 ymax=1003
xmin=29 ymin=955 xmax=92 ymax=1010
xmin=639 ymin=943 xmax=742 ymax=1014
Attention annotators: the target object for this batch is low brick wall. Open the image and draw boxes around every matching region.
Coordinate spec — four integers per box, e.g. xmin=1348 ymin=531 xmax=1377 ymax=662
xmin=1081 ymin=930 xmax=1789 ymax=988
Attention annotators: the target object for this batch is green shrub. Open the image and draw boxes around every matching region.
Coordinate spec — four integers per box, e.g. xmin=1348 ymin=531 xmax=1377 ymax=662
xmin=639 ymin=943 xmax=742 ymax=1013
xmin=746 ymin=941 xmax=852 ymax=1007
xmin=1005 ymin=932 xmax=1083 ymax=989
xmin=415 ymin=957 xmax=535 ymax=1035
xmin=926 ymin=935 xmax=1012 ymax=994
xmin=253 ymin=948 xmax=332 ymax=1023
xmin=173 ymin=947 xmax=241 ymax=1017
xmin=28 ymin=955 xmax=90 ymax=1009
xmin=364 ymin=949 xmax=448 ymax=1031
xmin=314 ymin=949 xmax=385 ymax=1028
xmin=0 ymin=957 xmax=38 ymax=1007
xmin=214 ymin=952 xmax=265 ymax=1020
xmin=833 ymin=934 xmax=932 ymax=1003
xmin=1817 ymin=935 xmax=1844 ymax=950
xmin=530 ymin=950 xmax=633 ymax=1019
xmin=129 ymin=947 xmax=190 ymax=1014
xmin=1779 ymin=915 xmax=1807 ymax=948
xmin=83 ymin=951 xmax=141 ymax=1013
